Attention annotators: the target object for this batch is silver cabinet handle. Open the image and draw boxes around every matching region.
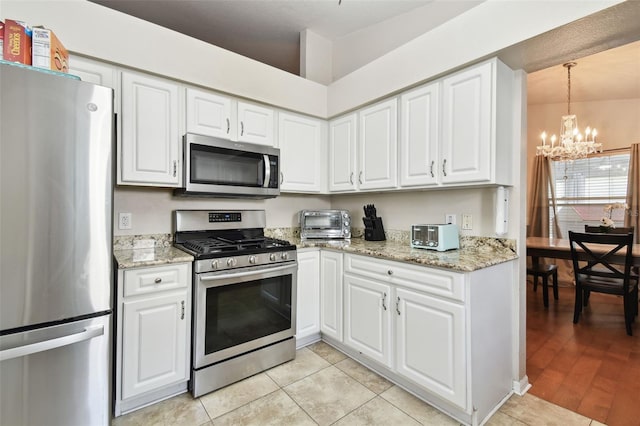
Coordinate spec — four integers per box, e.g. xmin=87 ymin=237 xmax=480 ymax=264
xmin=240 ymin=121 xmax=244 ymax=136
xmin=382 ymin=292 xmax=387 ymax=310
xmin=226 ymin=118 xmax=230 ymax=134
xmin=173 ymin=160 xmax=177 ymax=177
xmin=280 ymin=172 xmax=284 ymax=184
xmin=430 ymin=160 xmax=435 ymax=178
xmin=180 ymin=300 xmax=185 ymax=320
xmin=358 ymin=171 xmax=363 ymax=185
xmin=350 ymin=172 xmax=354 ymax=185
xmin=442 ymin=159 xmax=447 ymax=177
xmin=154 ymin=277 xmax=162 ymax=284
xmin=396 ymin=297 xmax=401 ymax=315
xmin=387 ymin=270 xmax=393 ymax=275
xmin=0 ymin=325 xmax=104 ymax=361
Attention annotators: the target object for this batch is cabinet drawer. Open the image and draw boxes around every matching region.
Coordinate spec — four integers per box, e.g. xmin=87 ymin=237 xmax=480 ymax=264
xmin=344 ymin=254 xmax=464 ymax=302
xmin=124 ymin=263 xmax=189 ymax=297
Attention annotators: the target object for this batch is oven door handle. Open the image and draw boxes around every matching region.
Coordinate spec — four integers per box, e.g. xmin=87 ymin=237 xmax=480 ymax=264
xmin=263 ymin=154 xmax=271 ymax=188
xmin=199 ymin=264 xmax=296 ymax=283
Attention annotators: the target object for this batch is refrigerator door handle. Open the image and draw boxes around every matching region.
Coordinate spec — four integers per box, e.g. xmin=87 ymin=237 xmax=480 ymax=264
xmin=0 ymin=325 xmax=104 ymax=361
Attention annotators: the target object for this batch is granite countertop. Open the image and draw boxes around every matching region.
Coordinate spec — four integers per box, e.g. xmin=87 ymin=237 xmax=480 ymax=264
xmin=294 ymin=236 xmax=518 ymax=273
xmin=113 ymin=246 xmax=194 ymax=269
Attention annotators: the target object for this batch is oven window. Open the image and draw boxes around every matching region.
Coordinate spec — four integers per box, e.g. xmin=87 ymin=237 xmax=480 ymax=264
xmin=191 ymin=144 xmax=264 ymax=187
xmin=204 ymin=275 xmax=292 ymax=355
xmin=304 ymin=215 xmax=340 ymax=229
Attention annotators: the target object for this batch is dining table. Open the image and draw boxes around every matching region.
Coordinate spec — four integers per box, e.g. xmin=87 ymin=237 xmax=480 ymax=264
xmin=526 ymin=236 xmax=640 ymax=266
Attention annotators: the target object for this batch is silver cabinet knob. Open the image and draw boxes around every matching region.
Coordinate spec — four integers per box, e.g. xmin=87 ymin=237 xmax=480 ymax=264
xmin=249 ymin=255 xmax=257 ymax=264
xmin=387 ymin=270 xmax=393 ymax=275
xmin=154 ymin=277 xmax=162 ymax=283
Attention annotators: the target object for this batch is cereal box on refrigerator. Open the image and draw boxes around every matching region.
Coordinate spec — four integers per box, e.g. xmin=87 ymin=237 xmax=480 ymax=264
xmin=3 ymin=19 xmax=31 ymax=65
xmin=32 ymin=26 xmax=68 ymax=72
xmin=0 ymin=21 xmax=5 ymax=60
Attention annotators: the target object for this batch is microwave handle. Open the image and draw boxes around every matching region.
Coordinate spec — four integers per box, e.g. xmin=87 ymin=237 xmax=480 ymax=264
xmin=263 ymin=154 xmax=271 ymax=188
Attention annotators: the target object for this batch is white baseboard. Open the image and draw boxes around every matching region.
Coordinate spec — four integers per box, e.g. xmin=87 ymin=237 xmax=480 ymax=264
xmin=512 ymin=376 xmax=531 ymax=396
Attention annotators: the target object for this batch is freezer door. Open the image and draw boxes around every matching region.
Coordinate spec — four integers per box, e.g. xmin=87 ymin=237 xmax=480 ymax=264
xmin=0 ymin=64 xmax=113 ymax=330
xmin=0 ymin=315 xmax=112 ymax=426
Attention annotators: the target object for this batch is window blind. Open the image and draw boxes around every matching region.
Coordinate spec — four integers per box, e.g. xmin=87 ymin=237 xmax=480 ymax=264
xmin=549 ymin=152 xmax=630 ymax=237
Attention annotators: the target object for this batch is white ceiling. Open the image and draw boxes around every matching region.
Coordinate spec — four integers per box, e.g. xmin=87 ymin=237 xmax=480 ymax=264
xmin=91 ymin=0 xmax=640 ymax=104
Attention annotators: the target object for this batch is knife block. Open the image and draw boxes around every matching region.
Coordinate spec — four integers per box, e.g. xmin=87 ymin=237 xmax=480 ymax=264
xmin=363 ymin=217 xmax=386 ymax=241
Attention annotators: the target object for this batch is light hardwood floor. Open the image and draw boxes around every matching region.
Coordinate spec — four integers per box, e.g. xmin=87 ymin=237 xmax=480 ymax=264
xmin=527 ymin=281 xmax=640 ymax=426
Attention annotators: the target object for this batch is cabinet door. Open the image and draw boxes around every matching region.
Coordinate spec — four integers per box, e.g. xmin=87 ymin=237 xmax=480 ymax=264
xmin=121 ymin=291 xmax=189 ymax=400
xmin=344 ymin=274 xmax=392 ymax=367
xmin=120 ymin=71 xmax=181 ymax=186
xmin=358 ymin=98 xmax=398 ymax=190
xmin=237 ymin=101 xmax=274 ymax=146
xmin=278 ymin=112 xmax=323 ymax=192
xmin=320 ymin=251 xmax=343 ymax=341
xmin=296 ymin=251 xmax=321 ymax=340
xmin=186 ymin=87 xmax=232 ymax=139
xmin=441 ymin=61 xmax=492 ymax=184
xmin=328 ymin=113 xmax=358 ymax=192
xmin=68 ymin=55 xmax=115 ymax=90
xmin=395 ymin=286 xmax=466 ymax=409
xmin=400 ymin=83 xmax=439 ymax=187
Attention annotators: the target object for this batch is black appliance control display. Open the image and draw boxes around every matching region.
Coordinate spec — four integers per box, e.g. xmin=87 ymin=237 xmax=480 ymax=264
xmin=209 ymin=212 xmax=241 ymax=222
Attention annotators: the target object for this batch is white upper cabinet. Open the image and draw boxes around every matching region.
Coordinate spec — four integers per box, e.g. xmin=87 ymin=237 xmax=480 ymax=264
xmin=278 ymin=111 xmax=325 ymax=192
xmin=237 ymin=101 xmax=274 ymax=146
xmin=328 ymin=113 xmax=358 ymax=192
xmin=358 ymin=98 xmax=398 ymax=190
xmin=185 ymin=87 xmax=232 ymax=139
xmin=69 ymin=55 xmax=116 ymax=91
xmin=120 ymin=70 xmax=182 ymax=187
xmin=399 ymin=82 xmax=439 ymax=187
xmin=440 ymin=59 xmax=513 ymax=186
xmin=441 ymin=61 xmax=492 ymax=184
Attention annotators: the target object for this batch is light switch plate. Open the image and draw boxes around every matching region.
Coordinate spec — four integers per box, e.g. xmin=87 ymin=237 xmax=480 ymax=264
xmin=462 ymin=214 xmax=472 ymax=230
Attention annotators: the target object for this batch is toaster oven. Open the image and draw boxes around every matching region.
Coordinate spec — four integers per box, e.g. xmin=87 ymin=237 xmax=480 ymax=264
xmin=411 ymin=224 xmax=459 ymax=251
xmin=300 ymin=210 xmax=351 ymax=239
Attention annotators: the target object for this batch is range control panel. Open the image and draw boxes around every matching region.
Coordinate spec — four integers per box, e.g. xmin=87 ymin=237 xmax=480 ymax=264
xmin=209 ymin=212 xmax=242 ymax=222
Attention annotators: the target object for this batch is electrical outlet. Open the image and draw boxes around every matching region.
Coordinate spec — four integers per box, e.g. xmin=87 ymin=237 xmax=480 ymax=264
xmin=445 ymin=213 xmax=456 ymax=225
xmin=462 ymin=214 xmax=472 ymax=230
xmin=119 ymin=212 xmax=132 ymax=230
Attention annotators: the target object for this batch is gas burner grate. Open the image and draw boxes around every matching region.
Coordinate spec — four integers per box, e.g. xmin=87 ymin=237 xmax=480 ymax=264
xmin=182 ymin=238 xmax=238 ymax=254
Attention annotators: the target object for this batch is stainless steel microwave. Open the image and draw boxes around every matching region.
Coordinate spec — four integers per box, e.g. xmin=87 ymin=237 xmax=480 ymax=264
xmin=300 ymin=210 xmax=351 ymax=239
xmin=174 ymin=133 xmax=280 ymax=198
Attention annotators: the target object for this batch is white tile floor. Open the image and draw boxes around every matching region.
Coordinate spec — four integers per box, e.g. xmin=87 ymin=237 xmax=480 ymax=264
xmin=112 ymin=342 xmax=605 ymax=426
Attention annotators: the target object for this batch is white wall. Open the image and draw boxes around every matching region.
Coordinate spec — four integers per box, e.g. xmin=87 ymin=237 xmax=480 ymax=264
xmin=113 ymin=188 xmax=331 ymax=236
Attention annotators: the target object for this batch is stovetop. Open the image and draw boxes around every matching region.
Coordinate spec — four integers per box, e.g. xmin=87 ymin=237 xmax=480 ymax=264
xmin=177 ymin=236 xmax=295 ymax=258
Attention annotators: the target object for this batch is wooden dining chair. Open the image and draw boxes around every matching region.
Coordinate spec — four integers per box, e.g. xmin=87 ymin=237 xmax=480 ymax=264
xmin=526 ymin=260 xmax=558 ymax=308
xmin=568 ymin=230 xmax=639 ymax=336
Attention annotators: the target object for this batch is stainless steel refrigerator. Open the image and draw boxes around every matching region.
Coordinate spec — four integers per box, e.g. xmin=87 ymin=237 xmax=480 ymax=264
xmin=0 ymin=62 xmax=113 ymax=425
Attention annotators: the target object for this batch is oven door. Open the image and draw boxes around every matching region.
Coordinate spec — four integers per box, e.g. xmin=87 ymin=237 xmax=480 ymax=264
xmin=194 ymin=262 xmax=297 ymax=369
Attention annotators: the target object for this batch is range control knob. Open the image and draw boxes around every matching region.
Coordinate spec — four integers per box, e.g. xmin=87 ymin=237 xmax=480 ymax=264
xmin=226 ymin=258 xmax=237 ymax=267
xmin=248 ymin=255 xmax=257 ymax=264
xmin=211 ymin=260 xmax=219 ymax=269
xmin=269 ymin=253 xmax=277 ymax=261
xmin=281 ymin=252 xmax=289 ymax=260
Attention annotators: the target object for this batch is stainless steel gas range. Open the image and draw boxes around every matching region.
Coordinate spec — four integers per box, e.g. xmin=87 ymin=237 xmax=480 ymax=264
xmin=173 ymin=210 xmax=297 ymax=398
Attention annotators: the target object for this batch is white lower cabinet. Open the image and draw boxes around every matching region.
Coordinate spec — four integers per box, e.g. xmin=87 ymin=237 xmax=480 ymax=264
xmin=296 ymin=250 xmax=321 ymax=347
xmin=319 ymin=250 xmax=343 ymax=342
xmin=115 ymin=262 xmax=191 ymax=416
xmin=335 ymin=253 xmax=513 ymax=426
xmin=344 ymin=273 xmax=392 ymax=368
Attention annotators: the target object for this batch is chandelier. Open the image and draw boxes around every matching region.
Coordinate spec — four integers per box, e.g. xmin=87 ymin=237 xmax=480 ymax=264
xmin=536 ymin=62 xmax=602 ymax=161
